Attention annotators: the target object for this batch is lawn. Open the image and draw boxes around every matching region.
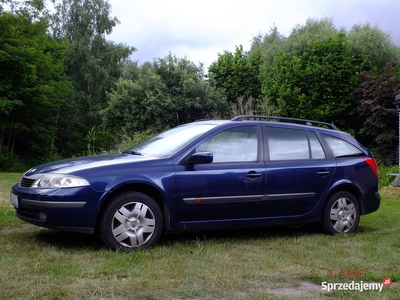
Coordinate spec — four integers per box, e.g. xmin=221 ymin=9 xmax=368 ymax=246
xmin=0 ymin=172 xmax=399 ymax=300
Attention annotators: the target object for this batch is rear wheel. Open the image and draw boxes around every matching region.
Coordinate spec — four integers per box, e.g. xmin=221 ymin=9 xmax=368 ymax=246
xmin=321 ymin=191 xmax=360 ymax=235
xmin=99 ymin=191 xmax=163 ymax=251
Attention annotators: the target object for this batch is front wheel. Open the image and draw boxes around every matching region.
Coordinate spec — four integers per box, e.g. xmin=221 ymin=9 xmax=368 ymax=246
xmin=99 ymin=192 xmax=163 ymax=251
xmin=321 ymin=191 xmax=360 ymax=235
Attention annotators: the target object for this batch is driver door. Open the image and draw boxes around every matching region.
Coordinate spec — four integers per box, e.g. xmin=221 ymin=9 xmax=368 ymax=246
xmin=174 ymin=125 xmax=267 ymax=222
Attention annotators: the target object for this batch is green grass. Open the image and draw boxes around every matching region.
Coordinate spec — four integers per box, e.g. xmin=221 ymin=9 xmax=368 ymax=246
xmin=1 ymin=172 xmax=399 ymax=300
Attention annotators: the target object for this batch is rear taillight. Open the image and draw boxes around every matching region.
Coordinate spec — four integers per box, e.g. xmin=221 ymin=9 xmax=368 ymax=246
xmin=364 ymin=158 xmax=379 ymax=179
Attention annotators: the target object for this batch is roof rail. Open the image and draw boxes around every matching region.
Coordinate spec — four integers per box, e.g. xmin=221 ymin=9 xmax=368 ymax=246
xmin=231 ymin=115 xmax=339 ymax=130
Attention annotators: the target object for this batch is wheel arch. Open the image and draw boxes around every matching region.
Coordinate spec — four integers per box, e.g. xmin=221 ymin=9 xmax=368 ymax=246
xmin=95 ymin=182 xmax=170 ymax=233
xmin=324 ymin=182 xmax=363 ymax=213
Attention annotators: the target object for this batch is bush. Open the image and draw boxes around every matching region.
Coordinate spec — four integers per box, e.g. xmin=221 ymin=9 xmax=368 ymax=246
xmin=109 ymin=129 xmax=156 ymax=153
xmin=378 ymin=164 xmax=399 ymax=188
xmin=0 ymin=149 xmax=30 ymax=172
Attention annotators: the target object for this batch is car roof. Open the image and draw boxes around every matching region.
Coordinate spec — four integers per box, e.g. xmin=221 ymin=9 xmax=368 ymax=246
xmin=192 ymin=116 xmax=340 ymax=132
xmin=190 ymin=117 xmax=364 ymax=152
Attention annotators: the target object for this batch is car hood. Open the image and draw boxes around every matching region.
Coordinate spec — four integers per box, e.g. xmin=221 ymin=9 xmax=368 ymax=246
xmin=23 ymin=154 xmax=157 ymax=176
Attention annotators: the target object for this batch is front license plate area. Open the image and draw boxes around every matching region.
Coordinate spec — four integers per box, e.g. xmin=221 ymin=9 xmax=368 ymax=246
xmin=10 ymin=192 xmax=19 ymax=208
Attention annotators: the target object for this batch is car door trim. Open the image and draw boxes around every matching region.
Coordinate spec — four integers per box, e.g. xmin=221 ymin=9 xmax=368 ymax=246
xmin=183 ymin=192 xmax=315 ymax=204
xmin=183 ymin=195 xmax=264 ymax=204
xmin=263 ymin=192 xmax=315 ymax=200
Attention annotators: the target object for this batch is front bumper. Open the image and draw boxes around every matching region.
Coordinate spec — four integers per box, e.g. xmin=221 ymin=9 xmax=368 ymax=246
xmin=11 ymin=184 xmax=104 ymax=234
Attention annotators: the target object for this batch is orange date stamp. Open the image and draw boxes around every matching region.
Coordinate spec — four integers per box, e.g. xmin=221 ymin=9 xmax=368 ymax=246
xmin=311 ymin=269 xmax=365 ymax=279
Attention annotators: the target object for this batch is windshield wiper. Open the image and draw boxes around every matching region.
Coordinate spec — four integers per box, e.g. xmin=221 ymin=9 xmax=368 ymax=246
xmin=121 ymin=150 xmax=143 ymax=156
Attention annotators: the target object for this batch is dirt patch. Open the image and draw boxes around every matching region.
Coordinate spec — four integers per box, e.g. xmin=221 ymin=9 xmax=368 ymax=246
xmin=381 ymin=186 xmax=400 ymax=196
xmin=265 ymin=280 xmax=325 ymax=297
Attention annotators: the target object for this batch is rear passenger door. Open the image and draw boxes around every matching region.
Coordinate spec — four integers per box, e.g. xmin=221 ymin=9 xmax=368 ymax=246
xmin=263 ymin=126 xmax=336 ymax=217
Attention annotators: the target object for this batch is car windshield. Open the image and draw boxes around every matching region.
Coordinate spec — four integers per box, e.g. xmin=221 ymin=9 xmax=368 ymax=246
xmin=125 ymin=123 xmax=217 ymax=158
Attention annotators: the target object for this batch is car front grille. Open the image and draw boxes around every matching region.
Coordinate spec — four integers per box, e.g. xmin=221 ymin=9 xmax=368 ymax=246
xmin=19 ymin=177 xmax=35 ymax=188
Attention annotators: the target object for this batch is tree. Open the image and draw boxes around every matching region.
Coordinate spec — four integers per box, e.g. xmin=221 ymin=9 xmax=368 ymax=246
xmin=263 ymin=32 xmax=372 ymax=129
xmin=50 ymin=0 xmax=135 ymax=156
xmin=347 ymin=23 xmax=400 ymax=73
xmin=209 ymin=45 xmax=263 ymax=113
xmin=102 ymin=72 xmax=164 ymax=134
xmin=102 ymin=54 xmax=229 ymax=136
xmin=0 ymin=6 xmax=69 ymax=161
xmin=250 ymin=26 xmax=286 ymax=72
xmin=353 ymin=60 xmax=399 ymax=165
xmin=284 ymin=18 xmax=338 ymax=54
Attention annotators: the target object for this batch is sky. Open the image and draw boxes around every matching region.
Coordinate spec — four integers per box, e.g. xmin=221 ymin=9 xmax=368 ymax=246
xmin=108 ymin=0 xmax=400 ymax=70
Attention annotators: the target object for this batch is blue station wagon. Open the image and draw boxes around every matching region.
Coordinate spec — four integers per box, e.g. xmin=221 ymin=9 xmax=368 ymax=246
xmin=11 ymin=116 xmax=381 ymax=251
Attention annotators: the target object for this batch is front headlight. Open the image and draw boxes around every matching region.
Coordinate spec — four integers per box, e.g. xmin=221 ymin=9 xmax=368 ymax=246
xmin=31 ymin=174 xmax=90 ymax=189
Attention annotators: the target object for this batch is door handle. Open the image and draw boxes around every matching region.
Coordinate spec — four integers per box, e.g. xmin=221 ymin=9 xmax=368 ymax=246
xmin=245 ymin=172 xmax=263 ymax=178
xmin=316 ymin=171 xmax=331 ymax=176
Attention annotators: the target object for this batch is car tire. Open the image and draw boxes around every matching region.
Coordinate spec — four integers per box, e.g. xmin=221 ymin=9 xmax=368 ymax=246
xmin=321 ymin=191 xmax=360 ymax=235
xmin=99 ymin=191 xmax=163 ymax=251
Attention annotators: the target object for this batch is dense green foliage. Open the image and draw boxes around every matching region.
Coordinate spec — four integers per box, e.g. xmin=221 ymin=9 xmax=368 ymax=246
xmin=50 ymin=0 xmax=135 ymax=156
xmin=209 ymin=45 xmax=263 ymax=105
xmin=263 ymin=32 xmax=371 ymax=129
xmin=0 ymin=2 xmax=399 ymax=170
xmin=0 ymin=8 xmax=69 ymax=161
xmin=347 ymin=23 xmax=400 ymax=73
xmin=102 ymin=54 xmax=229 ymax=134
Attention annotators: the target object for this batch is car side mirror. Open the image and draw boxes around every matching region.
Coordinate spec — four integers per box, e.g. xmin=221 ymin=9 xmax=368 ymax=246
xmin=187 ymin=152 xmax=213 ymax=164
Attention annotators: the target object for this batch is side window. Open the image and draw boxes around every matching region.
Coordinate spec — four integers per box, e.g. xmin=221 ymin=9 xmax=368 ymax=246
xmin=267 ymin=127 xmax=326 ymax=160
xmin=196 ymin=126 xmax=257 ymax=163
xmin=309 ymin=131 xmax=326 ymax=159
xmin=324 ymin=135 xmax=364 ymax=158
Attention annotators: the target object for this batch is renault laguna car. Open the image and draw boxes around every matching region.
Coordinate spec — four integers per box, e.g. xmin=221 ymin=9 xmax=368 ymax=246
xmin=11 ymin=116 xmax=380 ymax=251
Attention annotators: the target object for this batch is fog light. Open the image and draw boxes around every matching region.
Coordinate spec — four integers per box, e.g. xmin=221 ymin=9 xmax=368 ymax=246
xmin=39 ymin=212 xmax=47 ymax=221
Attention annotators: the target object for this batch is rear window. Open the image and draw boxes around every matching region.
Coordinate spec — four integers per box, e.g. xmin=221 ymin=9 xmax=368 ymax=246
xmin=324 ymin=135 xmax=364 ymax=158
xmin=267 ymin=127 xmax=325 ymax=160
